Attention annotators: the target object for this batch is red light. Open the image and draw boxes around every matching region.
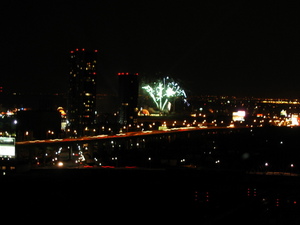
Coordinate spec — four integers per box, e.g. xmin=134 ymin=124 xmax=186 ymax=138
xmin=206 ymin=191 xmax=209 ymax=202
xmin=83 ymin=165 xmax=93 ymax=168
xmin=135 ymin=73 xmax=139 ymax=75
xmin=118 ymin=72 xmax=135 ymax=76
xmin=82 ymin=48 xmax=85 ymax=51
xmin=194 ymin=191 xmax=198 ymax=201
xmin=93 ymin=72 xmax=96 ymax=75
xmin=76 ymin=48 xmax=79 ymax=51
xmin=94 ymin=50 xmax=98 ymax=52
xmin=70 ymin=51 xmax=74 ymax=53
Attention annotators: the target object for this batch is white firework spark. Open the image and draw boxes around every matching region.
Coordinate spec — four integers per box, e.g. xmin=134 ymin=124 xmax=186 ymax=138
xmin=142 ymin=77 xmax=187 ymax=112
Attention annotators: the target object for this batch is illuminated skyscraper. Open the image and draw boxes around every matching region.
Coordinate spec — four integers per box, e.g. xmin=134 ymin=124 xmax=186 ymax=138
xmin=118 ymin=72 xmax=139 ymax=126
xmin=68 ymin=48 xmax=98 ymax=136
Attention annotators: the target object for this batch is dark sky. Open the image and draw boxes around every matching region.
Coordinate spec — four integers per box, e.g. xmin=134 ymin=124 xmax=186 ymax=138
xmin=1 ymin=1 xmax=299 ymax=98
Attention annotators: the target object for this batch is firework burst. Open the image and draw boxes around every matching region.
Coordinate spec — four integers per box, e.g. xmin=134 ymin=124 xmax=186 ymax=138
xmin=142 ymin=77 xmax=187 ymax=112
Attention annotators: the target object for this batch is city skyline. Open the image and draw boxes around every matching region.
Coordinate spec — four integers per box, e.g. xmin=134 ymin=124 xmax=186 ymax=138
xmin=1 ymin=1 xmax=299 ymax=98
xmin=1 ymin=2 xmax=300 ymax=220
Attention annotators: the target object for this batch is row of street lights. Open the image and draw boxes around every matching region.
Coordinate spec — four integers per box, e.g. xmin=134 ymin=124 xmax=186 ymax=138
xmin=263 ymin=162 xmax=297 ymax=175
xmin=265 ymin=162 xmax=294 ymax=168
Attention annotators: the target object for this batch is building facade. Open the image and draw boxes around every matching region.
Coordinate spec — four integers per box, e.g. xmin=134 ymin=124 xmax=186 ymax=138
xmin=68 ymin=49 xmax=98 ymax=136
xmin=118 ymin=72 xmax=139 ymax=126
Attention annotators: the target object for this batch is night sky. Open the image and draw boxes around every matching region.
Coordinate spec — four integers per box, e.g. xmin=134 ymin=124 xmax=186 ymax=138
xmin=1 ymin=1 xmax=299 ymax=98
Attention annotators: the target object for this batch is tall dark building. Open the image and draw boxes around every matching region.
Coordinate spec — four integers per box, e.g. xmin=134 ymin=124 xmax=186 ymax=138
xmin=67 ymin=48 xmax=98 ymax=136
xmin=118 ymin=72 xmax=139 ymax=126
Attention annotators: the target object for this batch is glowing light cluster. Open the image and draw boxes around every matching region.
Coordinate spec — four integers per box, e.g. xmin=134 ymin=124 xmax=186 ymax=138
xmin=142 ymin=77 xmax=187 ymax=112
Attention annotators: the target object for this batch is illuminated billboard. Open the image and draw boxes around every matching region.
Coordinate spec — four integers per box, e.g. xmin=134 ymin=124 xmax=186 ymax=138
xmin=232 ymin=110 xmax=246 ymax=122
xmin=291 ymin=114 xmax=299 ymax=126
xmin=0 ymin=137 xmax=15 ymax=158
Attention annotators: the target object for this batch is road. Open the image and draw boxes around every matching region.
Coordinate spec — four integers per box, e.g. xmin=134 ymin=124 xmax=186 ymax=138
xmin=16 ymin=125 xmax=229 ymax=146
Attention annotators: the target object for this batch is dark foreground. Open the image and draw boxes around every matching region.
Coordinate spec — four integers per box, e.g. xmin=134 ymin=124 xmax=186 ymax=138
xmin=2 ymin=168 xmax=300 ymax=224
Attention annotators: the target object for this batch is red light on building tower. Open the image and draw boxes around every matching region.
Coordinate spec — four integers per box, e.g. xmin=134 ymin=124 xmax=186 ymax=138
xmin=118 ymin=72 xmax=139 ymax=125
xmin=118 ymin=72 xmax=139 ymax=76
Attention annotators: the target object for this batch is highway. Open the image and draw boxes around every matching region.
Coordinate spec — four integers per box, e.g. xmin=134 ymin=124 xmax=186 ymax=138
xmin=16 ymin=126 xmax=225 ymax=146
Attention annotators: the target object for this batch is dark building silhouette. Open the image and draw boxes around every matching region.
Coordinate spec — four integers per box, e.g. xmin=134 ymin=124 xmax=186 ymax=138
xmin=67 ymin=49 xmax=98 ymax=136
xmin=118 ymin=72 xmax=139 ymax=126
xmin=16 ymin=110 xmax=61 ymax=141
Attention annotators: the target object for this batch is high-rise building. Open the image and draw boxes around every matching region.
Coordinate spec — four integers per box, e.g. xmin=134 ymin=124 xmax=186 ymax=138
xmin=67 ymin=48 xmax=98 ymax=136
xmin=118 ymin=72 xmax=139 ymax=126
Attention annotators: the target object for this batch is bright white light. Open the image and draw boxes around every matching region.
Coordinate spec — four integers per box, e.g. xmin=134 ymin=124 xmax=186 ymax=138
xmin=166 ymin=87 xmax=175 ymax=97
xmin=236 ymin=111 xmax=245 ymax=117
xmin=0 ymin=137 xmax=15 ymax=157
xmin=233 ymin=110 xmax=246 ymax=122
xmin=57 ymin=162 xmax=64 ymax=167
xmin=291 ymin=114 xmax=299 ymax=126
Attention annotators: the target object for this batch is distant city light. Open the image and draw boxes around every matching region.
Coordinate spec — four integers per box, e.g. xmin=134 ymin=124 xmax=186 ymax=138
xmin=232 ymin=110 xmax=246 ymax=122
xmin=142 ymin=76 xmax=187 ymax=112
xmin=0 ymin=137 xmax=15 ymax=158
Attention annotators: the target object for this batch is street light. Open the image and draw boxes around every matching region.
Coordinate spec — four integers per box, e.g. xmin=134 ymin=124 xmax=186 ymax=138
xmin=290 ymin=163 xmax=295 ymax=176
xmin=264 ymin=162 xmax=269 ymax=174
xmin=148 ymin=157 xmax=152 ymax=168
